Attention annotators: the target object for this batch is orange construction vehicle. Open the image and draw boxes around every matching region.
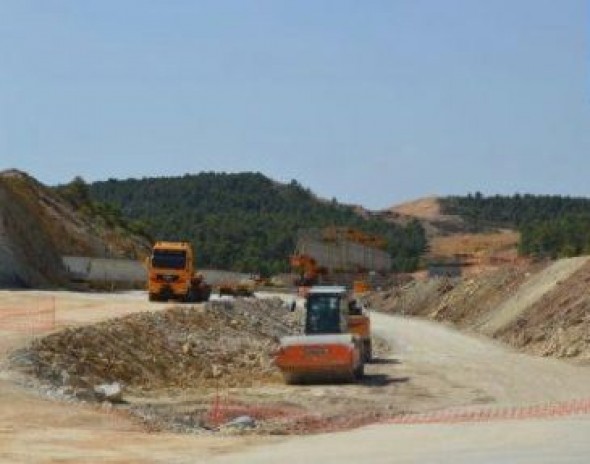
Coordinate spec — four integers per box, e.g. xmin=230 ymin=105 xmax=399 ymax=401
xmin=274 ymin=286 xmax=365 ymax=384
xmin=290 ymin=254 xmax=325 ymax=287
xmin=147 ymin=241 xmax=211 ymax=302
xmin=218 ymin=280 xmax=255 ymax=297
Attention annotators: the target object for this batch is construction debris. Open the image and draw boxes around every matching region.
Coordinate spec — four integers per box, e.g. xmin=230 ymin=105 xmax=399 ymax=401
xmin=7 ymin=296 xmax=403 ymax=436
xmin=12 ymin=298 xmax=299 ymax=393
xmin=94 ymin=382 xmax=124 ymax=403
xmin=222 ymin=415 xmax=256 ymax=430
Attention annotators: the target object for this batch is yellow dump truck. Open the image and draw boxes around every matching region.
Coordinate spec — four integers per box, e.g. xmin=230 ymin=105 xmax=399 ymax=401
xmin=147 ymin=241 xmax=211 ymax=302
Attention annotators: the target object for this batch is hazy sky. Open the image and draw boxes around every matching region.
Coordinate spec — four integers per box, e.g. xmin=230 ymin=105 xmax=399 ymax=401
xmin=1 ymin=1 xmax=589 ymax=209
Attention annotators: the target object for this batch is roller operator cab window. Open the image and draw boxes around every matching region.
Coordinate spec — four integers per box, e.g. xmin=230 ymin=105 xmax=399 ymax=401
xmin=305 ymin=294 xmax=342 ymax=334
xmin=151 ymin=250 xmax=187 ymax=270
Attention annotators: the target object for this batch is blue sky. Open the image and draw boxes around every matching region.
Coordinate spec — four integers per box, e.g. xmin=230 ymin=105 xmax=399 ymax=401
xmin=1 ymin=1 xmax=588 ymax=209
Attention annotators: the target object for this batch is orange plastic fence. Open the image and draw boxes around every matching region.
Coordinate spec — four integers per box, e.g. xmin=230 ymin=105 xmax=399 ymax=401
xmin=0 ymin=298 xmax=56 ymax=333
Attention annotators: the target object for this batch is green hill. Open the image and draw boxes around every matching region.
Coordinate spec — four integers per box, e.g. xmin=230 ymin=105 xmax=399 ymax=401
xmin=441 ymin=193 xmax=590 ymax=259
xmin=87 ymin=172 xmax=427 ymax=274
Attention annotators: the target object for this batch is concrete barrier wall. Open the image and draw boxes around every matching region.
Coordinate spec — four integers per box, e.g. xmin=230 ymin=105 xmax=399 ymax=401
xmin=296 ymin=238 xmax=392 ymax=273
xmin=63 ymin=256 xmax=146 ymax=283
xmin=199 ymin=270 xmax=251 ymax=286
xmin=62 ymin=257 xmax=249 ymax=286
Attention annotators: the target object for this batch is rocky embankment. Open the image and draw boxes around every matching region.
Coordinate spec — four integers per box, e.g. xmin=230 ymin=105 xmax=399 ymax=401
xmin=367 ymin=258 xmax=590 ymax=363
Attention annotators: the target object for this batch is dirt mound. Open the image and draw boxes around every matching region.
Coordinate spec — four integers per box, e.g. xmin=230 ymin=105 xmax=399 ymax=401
xmin=0 ymin=170 xmax=149 ymax=288
xmin=12 ymin=298 xmax=298 ymax=393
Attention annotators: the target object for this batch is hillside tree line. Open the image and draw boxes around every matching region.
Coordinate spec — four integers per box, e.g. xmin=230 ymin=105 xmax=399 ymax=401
xmin=441 ymin=193 xmax=590 ymax=259
xmin=85 ymin=173 xmax=427 ymax=274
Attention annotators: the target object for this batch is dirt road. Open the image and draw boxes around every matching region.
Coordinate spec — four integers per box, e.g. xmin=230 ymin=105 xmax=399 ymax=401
xmin=371 ymin=312 xmax=590 ymax=406
xmin=206 ymin=312 xmax=590 ymax=463
xmin=1 ymin=291 xmax=590 ymax=462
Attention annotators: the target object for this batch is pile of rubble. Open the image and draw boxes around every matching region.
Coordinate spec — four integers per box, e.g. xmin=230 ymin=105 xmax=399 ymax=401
xmin=11 ymin=298 xmax=299 ymax=396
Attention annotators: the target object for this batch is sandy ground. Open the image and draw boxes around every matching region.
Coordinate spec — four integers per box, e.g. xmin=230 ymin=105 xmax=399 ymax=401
xmin=0 ymin=291 xmax=268 ymax=463
xmin=1 ymin=290 xmax=590 ymax=462
xmin=207 ymin=416 xmax=590 ymax=464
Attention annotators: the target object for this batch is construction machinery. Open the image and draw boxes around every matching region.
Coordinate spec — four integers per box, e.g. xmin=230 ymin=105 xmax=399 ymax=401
xmin=218 ymin=280 xmax=255 ymax=297
xmin=290 ymin=227 xmax=391 ymax=291
xmin=274 ymin=286 xmax=366 ymax=384
xmin=288 ymin=227 xmax=386 ymax=360
xmin=147 ymin=241 xmax=211 ymax=302
xmin=290 ymin=254 xmax=325 ymax=288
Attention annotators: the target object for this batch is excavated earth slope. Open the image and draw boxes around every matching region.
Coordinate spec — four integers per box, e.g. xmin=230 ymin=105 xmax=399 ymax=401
xmin=367 ymin=257 xmax=590 ymax=362
xmin=0 ymin=170 xmax=149 ymax=288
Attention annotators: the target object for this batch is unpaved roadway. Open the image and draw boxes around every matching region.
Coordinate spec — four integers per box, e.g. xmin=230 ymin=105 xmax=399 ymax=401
xmin=1 ymin=291 xmax=590 ymax=463
xmin=206 ymin=313 xmax=590 ymax=464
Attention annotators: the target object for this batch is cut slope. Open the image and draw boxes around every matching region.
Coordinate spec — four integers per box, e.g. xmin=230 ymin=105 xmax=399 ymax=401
xmin=495 ymin=259 xmax=590 ymax=360
xmin=367 ymin=255 xmax=590 ymax=361
xmin=476 ymin=256 xmax=590 ymax=335
xmin=0 ymin=170 xmax=150 ymax=288
xmin=0 ymin=178 xmax=66 ymax=287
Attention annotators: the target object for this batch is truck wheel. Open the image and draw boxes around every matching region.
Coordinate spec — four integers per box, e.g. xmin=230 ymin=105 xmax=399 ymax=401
xmin=148 ymin=293 xmax=158 ymax=302
xmin=363 ymin=339 xmax=373 ymax=363
xmin=354 ymin=362 xmax=364 ymax=380
xmin=200 ymin=286 xmax=212 ymax=302
xmin=283 ymin=373 xmax=301 ymax=385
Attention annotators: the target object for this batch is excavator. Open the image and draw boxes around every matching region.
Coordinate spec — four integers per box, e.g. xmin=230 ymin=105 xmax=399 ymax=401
xmin=274 ymin=286 xmax=367 ymax=384
xmin=290 ymin=254 xmax=325 ymax=289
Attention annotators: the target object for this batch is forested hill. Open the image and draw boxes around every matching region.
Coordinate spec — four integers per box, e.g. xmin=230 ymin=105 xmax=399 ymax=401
xmin=441 ymin=194 xmax=590 ymax=229
xmin=440 ymin=194 xmax=590 ymax=258
xmin=88 ymin=173 xmax=427 ymax=274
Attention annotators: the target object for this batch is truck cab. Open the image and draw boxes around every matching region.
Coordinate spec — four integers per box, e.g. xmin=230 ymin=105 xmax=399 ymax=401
xmin=147 ymin=241 xmax=210 ymax=302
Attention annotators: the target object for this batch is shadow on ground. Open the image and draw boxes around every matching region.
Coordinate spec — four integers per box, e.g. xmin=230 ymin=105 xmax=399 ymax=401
xmin=361 ymin=374 xmax=410 ymax=387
